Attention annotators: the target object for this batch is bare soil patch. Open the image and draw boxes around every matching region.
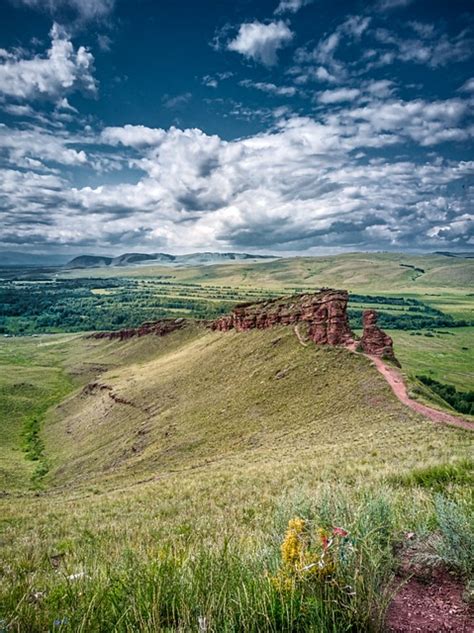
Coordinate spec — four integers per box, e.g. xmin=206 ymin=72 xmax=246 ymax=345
xmin=386 ymin=562 xmax=473 ymax=632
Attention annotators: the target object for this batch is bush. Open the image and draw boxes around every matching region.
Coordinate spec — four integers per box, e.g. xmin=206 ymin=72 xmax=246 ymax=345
xmin=417 ymin=496 xmax=474 ymax=578
xmin=417 ymin=375 xmax=474 ymax=415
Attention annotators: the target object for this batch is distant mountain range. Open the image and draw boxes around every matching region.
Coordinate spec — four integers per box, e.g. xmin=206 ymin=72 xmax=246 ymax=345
xmin=65 ymin=252 xmax=277 ymax=269
xmin=0 ymin=250 xmax=277 ymax=268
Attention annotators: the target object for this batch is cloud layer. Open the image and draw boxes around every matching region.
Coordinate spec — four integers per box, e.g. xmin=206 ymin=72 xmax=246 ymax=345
xmin=1 ymin=91 xmax=472 ymax=253
xmin=0 ymin=1 xmax=472 ymax=255
xmin=11 ymin=0 xmax=115 ymax=22
xmin=227 ymin=21 xmax=294 ymax=66
xmin=0 ymin=23 xmax=96 ymax=101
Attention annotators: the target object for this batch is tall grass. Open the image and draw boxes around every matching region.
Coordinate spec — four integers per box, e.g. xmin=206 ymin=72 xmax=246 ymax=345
xmin=1 ymin=491 xmax=399 ymax=632
xmin=415 ymin=495 xmax=474 ymax=579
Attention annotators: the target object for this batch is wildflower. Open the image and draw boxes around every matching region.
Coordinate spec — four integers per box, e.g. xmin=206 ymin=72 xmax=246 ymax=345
xmin=30 ymin=591 xmax=45 ymax=603
xmin=332 ymin=527 xmax=349 ymax=538
xmin=281 ymin=517 xmax=306 ymax=568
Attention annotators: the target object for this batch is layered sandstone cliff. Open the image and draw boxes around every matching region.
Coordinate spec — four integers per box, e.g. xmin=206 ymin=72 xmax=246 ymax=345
xmin=359 ymin=310 xmax=397 ymax=362
xmin=211 ymin=288 xmax=397 ymax=361
xmin=89 ymin=289 xmax=397 ymax=361
xmin=89 ymin=318 xmax=186 ymax=341
xmin=211 ymin=289 xmax=355 ymax=346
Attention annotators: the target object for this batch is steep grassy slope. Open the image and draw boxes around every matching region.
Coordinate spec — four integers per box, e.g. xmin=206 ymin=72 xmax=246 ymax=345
xmin=39 ymin=325 xmax=471 ymax=492
xmin=0 ymin=329 xmax=201 ymax=492
xmin=1 ymin=329 xmax=472 ymax=631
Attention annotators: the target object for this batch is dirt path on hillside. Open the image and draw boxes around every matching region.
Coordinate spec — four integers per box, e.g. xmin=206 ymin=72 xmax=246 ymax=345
xmin=293 ymin=324 xmax=308 ymax=347
xmin=368 ymin=355 xmax=474 ymax=431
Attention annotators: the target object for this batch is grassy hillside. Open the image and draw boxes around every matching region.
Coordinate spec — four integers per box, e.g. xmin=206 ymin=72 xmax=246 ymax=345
xmin=0 ymin=328 xmax=472 ymax=631
xmin=62 ymin=252 xmax=474 ymax=296
xmin=1 ymin=253 xmax=473 ymax=630
xmin=41 ymin=325 xmax=471 ymax=490
xmin=387 ymin=327 xmax=473 ymax=391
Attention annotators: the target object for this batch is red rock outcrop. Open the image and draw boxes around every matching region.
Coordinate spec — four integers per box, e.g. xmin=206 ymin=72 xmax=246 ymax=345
xmin=211 ymin=289 xmax=355 ymax=346
xmin=359 ymin=310 xmax=397 ymax=362
xmin=89 ymin=318 xmax=186 ymax=341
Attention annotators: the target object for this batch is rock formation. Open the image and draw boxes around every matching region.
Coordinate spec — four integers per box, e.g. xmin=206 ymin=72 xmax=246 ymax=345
xmin=359 ymin=310 xmax=397 ymax=362
xmin=90 ymin=288 xmax=397 ymax=363
xmin=89 ymin=318 xmax=186 ymax=341
xmin=211 ymin=289 xmax=355 ymax=346
xmin=211 ymin=289 xmax=398 ymax=362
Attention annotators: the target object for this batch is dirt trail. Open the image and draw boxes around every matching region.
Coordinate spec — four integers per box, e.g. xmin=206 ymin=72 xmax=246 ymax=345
xmin=293 ymin=324 xmax=309 ymax=347
xmin=368 ymin=355 xmax=474 ymax=432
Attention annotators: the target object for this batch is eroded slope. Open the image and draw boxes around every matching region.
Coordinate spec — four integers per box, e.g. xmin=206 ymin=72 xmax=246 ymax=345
xmin=43 ymin=325 xmax=469 ymax=490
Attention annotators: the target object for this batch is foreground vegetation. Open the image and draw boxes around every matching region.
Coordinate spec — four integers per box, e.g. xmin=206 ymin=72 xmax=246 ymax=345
xmin=0 ymin=327 xmax=472 ymax=630
xmin=2 ymin=482 xmax=472 ymax=632
xmin=1 ymin=252 xmax=473 ymax=630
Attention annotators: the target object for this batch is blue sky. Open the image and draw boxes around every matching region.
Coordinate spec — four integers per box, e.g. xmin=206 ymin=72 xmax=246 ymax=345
xmin=0 ymin=0 xmax=473 ymax=255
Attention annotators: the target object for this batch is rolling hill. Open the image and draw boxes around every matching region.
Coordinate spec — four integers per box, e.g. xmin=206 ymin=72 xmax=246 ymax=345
xmin=62 ymin=251 xmax=474 ymax=294
xmin=65 ymin=251 xmax=277 ymax=269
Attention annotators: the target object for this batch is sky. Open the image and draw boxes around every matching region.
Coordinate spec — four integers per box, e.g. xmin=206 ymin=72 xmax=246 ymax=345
xmin=0 ymin=0 xmax=473 ymax=257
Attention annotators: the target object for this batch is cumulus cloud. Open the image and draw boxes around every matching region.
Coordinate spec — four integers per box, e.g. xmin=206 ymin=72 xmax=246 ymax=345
xmin=0 ymin=23 xmax=96 ymax=101
xmin=10 ymin=0 xmax=115 ymax=22
xmin=318 ymin=88 xmax=360 ymax=104
xmin=2 ymin=93 xmax=472 ymax=253
xmin=101 ymin=125 xmax=165 ymax=148
xmin=0 ymin=124 xmax=88 ymax=168
xmin=274 ymin=0 xmax=312 ymax=15
xmin=227 ymin=21 xmax=294 ymax=66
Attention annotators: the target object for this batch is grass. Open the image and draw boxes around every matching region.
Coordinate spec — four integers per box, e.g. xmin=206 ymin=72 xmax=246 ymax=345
xmin=0 ymin=326 xmax=472 ymax=631
xmin=387 ymin=327 xmax=473 ymax=391
xmin=387 ymin=459 xmax=473 ymax=490
xmin=1 ymin=252 xmax=473 ymax=630
xmin=59 ymin=252 xmax=474 ymax=295
xmin=33 ymin=326 xmax=470 ymax=490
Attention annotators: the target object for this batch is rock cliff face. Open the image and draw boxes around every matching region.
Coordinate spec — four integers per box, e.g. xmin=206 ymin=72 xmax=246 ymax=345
xmin=359 ymin=310 xmax=397 ymax=361
xmin=211 ymin=289 xmax=355 ymax=346
xmin=89 ymin=318 xmax=186 ymax=341
xmin=211 ymin=289 xmax=398 ymax=361
xmin=89 ymin=289 xmax=397 ymax=362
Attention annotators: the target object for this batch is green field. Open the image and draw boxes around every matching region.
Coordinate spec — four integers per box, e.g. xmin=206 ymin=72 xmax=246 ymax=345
xmin=1 ymin=253 xmax=473 ymax=631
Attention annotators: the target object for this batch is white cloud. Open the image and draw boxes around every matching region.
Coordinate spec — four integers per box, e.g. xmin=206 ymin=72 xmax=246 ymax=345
xmin=0 ymin=124 xmax=88 ymax=167
xmin=0 ymin=23 xmax=96 ymax=101
xmin=162 ymin=92 xmax=192 ymax=109
xmin=294 ymin=16 xmax=370 ymax=84
xmin=101 ymin=125 xmax=165 ymax=148
xmin=227 ymin=21 xmax=294 ymax=66
xmin=372 ymin=27 xmax=472 ymax=68
xmin=2 ymin=94 xmax=472 ymax=253
xmin=459 ymin=77 xmax=474 ymax=93
xmin=240 ymin=80 xmax=296 ymax=96
xmin=11 ymin=0 xmax=115 ymax=22
xmin=202 ymin=72 xmax=233 ymax=88
xmin=318 ymin=88 xmax=360 ymax=104
xmin=274 ymin=0 xmax=312 ymax=15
